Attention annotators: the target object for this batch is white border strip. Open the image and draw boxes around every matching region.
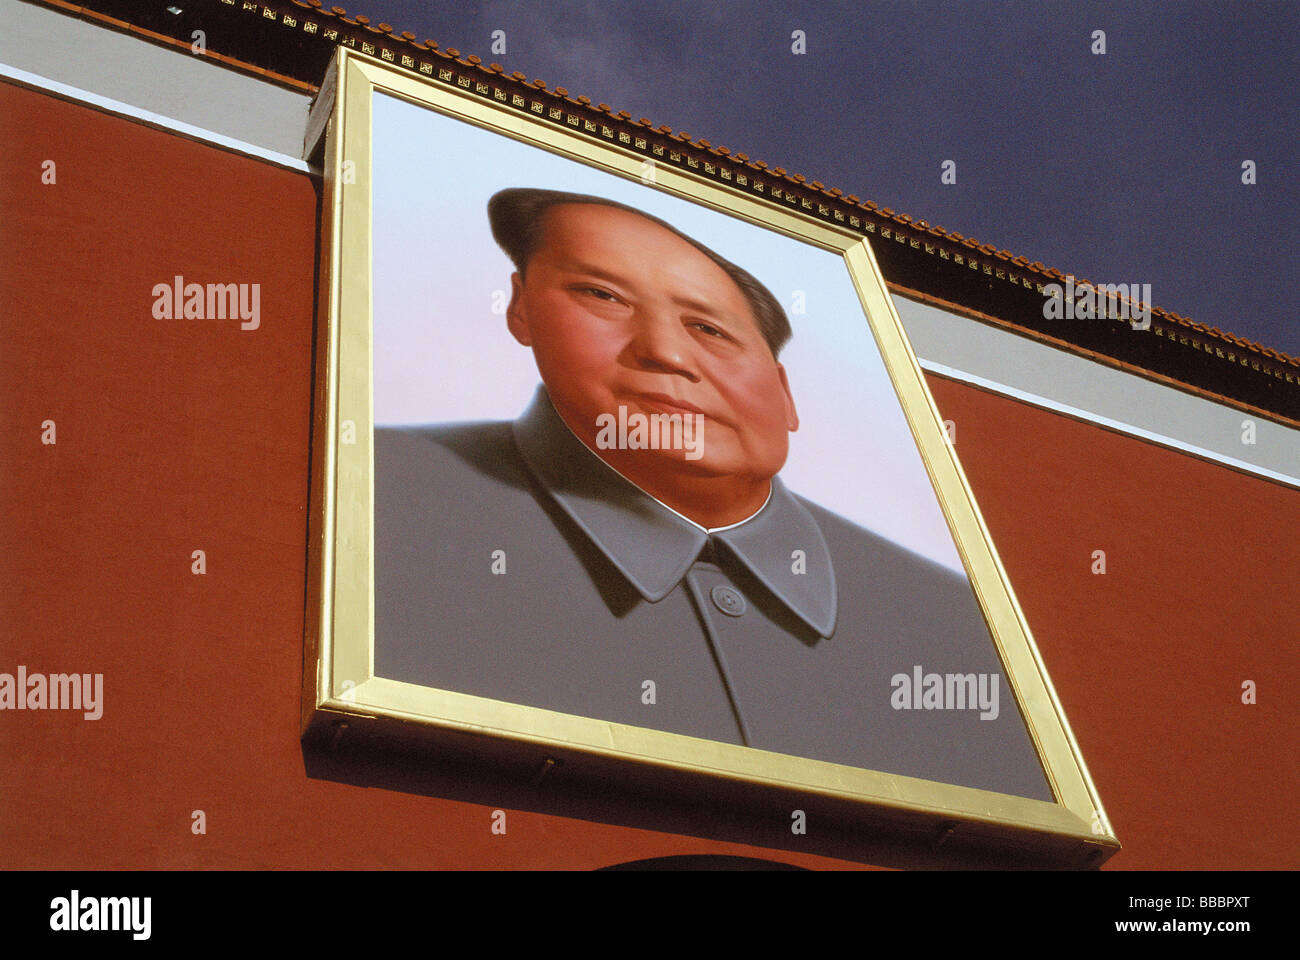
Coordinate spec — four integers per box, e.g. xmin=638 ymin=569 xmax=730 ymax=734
xmin=920 ymin=359 xmax=1300 ymax=489
xmin=0 ymin=62 xmax=312 ymax=173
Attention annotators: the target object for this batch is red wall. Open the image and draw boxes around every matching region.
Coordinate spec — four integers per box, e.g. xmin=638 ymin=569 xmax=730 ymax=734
xmin=925 ymin=377 xmax=1298 ymax=869
xmin=2 ymin=82 xmax=1294 ymax=869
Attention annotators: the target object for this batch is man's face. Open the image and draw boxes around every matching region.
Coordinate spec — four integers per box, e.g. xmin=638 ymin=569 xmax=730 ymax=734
xmin=505 ymin=203 xmax=799 ymax=484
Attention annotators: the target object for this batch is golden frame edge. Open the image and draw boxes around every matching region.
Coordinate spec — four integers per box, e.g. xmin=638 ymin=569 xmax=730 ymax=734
xmin=302 ymin=47 xmax=1120 ymax=867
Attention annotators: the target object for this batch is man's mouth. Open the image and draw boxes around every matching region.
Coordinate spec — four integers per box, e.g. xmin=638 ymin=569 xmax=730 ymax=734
xmin=629 ymin=392 xmax=708 ymax=418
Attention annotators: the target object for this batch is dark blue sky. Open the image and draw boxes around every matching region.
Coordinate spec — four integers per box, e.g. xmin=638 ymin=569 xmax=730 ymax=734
xmin=347 ymin=0 xmax=1299 ymax=355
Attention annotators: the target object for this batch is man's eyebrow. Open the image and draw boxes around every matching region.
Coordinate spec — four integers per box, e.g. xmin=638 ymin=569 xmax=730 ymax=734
xmin=670 ymin=294 xmax=733 ymax=322
xmin=552 ymin=257 xmax=632 ymax=286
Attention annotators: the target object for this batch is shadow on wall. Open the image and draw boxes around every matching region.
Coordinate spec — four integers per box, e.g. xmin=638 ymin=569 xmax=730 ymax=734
xmin=300 ymin=733 xmax=1087 ymax=870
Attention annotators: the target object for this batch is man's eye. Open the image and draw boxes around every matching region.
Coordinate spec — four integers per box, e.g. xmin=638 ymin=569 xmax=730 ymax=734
xmin=582 ymin=287 xmax=619 ymax=302
xmin=690 ymin=321 xmax=729 ymax=340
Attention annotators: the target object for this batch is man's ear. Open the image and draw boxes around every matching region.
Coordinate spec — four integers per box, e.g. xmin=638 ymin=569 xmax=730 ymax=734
xmin=776 ymin=363 xmax=799 ymax=432
xmin=505 ymin=272 xmax=531 ymax=346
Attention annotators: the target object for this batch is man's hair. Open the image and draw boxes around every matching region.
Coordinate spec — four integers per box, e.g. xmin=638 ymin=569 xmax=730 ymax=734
xmin=488 ymin=188 xmax=792 ymax=357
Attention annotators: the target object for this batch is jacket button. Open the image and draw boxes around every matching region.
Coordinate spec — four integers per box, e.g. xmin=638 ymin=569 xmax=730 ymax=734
xmin=710 ymin=584 xmax=746 ymax=617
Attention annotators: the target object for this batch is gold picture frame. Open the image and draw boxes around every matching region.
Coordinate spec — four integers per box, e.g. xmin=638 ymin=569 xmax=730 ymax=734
xmin=301 ymin=47 xmax=1119 ymax=867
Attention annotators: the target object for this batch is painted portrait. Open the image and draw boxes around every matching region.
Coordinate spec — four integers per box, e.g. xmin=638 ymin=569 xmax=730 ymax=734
xmin=366 ymin=92 xmax=1050 ymax=800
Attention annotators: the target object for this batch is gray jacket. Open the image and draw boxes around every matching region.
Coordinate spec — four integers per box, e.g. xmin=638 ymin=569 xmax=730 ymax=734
xmin=374 ymin=387 xmax=1050 ymax=800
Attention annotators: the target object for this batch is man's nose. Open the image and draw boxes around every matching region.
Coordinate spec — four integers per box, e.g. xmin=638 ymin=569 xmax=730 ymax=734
xmin=627 ymin=312 xmax=700 ymax=381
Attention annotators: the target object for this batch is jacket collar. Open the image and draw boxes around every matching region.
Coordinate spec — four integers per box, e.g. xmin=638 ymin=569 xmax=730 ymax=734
xmin=512 ymin=387 xmax=837 ymax=638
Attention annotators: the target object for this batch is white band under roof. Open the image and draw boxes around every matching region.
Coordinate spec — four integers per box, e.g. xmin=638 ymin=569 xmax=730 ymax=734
xmin=919 ymin=358 xmax=1300 ymax=489
xmin=0 ymin=62 xmax=312 ymax=173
